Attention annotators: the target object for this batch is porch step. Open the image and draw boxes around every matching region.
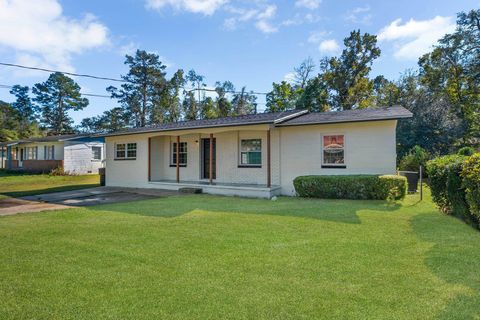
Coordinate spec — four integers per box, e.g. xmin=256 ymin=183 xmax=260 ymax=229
xmin=179 ymin=187 xmax=203 ymax=194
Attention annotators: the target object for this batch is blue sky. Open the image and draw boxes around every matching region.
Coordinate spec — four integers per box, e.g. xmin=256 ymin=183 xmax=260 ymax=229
xmin=0 ymin=0 xmax=478 ymax=123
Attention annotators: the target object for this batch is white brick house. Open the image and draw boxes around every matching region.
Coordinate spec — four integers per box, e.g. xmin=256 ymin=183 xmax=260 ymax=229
xmin=102 ymin=106 xmax=412 ymax=198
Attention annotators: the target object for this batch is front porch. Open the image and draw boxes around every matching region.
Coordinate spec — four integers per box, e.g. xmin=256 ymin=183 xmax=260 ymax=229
xmin=143 ymin=124 xmax=279 ymax=198
xmin=149 ymin=180 xmax=281 ymax=198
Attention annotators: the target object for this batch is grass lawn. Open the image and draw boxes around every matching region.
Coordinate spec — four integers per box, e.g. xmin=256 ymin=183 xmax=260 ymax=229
xmin=0 ymin=190 xmax=479 ymax=319
xmin=0 ymin=170 xmax=99 ymax=198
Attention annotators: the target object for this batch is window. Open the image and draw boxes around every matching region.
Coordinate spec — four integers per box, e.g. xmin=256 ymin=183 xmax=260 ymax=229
xmin=92 ymin=146 xmax=102 ymax=160
xmin=115 ymin=143 xmax=136 ymax=160
xmin=44 ymin=145 xmax=55 ymax=160
xmin=171 ymin=142 xmax=187 ymax=166
xmin=240 ymin=139 xmax=262 ymax=166
xmin=322 ymin=135 xmax=345 ymax=167
xmin=25 ymin=147 xmax=38 ymax=160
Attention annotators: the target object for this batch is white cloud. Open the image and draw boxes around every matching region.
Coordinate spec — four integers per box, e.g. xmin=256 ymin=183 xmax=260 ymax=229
xmin=307 ymin=30 xmax=329 ymax=44
xmin=283 ymin=72 xmax=296 ymax=83
xmin=318 ymin=39 xmax=340 ymax=55
xmin=146 ymin=0 xmax=227 ymax=15
xmin=0 ymin=0 xmax=109 ymax=72
xmin=255 ymin=20 xmax=277 ymax=33
xmin=118 ymin=41 xmax=139 ymax=57
xmin=344 ymin=6 xmax=372 ymax=25
xmin=295 ymin=0 xmax=321 ymax=10
xmin=224 ymin=4 xmax=278 ymax=34
xmin=378 ymin=16 xmax=456 ymax=60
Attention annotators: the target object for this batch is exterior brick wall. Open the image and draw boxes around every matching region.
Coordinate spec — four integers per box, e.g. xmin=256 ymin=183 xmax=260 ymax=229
xmin=22 ymin=160 xmax=63 ymax=173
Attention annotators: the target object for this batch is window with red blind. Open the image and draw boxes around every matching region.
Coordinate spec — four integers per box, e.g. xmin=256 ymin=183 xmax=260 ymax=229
xmin=322 ymin=135 xmax=345 ymax=167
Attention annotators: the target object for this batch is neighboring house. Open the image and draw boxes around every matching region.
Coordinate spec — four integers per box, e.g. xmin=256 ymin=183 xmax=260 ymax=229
xmin=102 ymin=106 xmax=412 ymax=198
xmin=1 ymin=134 xmax=105 ymax=174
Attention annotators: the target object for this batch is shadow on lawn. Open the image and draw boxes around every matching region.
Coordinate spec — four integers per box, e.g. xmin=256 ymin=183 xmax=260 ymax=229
xmin=90 ymin=195 xmax=402 ymax=224
xmin=2 ymin=184 xmax=100 ymax=198
xmin=411 ymin=212 xmax=480 ymax=319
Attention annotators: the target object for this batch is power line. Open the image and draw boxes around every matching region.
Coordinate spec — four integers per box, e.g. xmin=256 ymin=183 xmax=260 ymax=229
xmin=0 ymin=61 xmax=269 ymax=95
xmin=0 ymin=83 xmax=268 ymax=104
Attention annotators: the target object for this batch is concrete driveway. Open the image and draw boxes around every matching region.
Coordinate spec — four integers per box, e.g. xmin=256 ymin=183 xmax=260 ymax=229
xmin=0 ymin=187 xmax=179 ymax=216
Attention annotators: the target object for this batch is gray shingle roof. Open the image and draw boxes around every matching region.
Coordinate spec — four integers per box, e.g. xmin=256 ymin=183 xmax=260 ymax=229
xmin=278 ymin=105 xmax=412 ymax=126
xmin=0 ymin=134 xmax=93 ymax=146
xmin=100 ymin=106 xmax=412 ymax=137
xmin=102 ymin=109 xmax=306 ymax=137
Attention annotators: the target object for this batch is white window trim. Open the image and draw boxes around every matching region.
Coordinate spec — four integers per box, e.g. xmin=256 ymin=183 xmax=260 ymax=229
xmin=321 ymin=133 xmax=346 ymax=167
xmin=170 ymin=141 xmax=188 ymax=166
xmin=45 ymin=145 xmax=55 ymax=160
xmin=92 ymin=146 xmax=102 ymax=161
xmin=239 ymin=138 xmax=262 ymax=167
xmin=115 ymin=143 xmax=137 ymax=160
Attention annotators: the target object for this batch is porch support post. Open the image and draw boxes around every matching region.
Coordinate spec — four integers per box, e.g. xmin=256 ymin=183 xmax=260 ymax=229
xmin=148 ymin=137 xmax=151 ymax=181
xmin=267 ymin=128 xmax=271 ymax=188
xmin=209 ymin=133 xmax=213 ymax=185
xmin=176 ymin=136 xmax=180 ymax=183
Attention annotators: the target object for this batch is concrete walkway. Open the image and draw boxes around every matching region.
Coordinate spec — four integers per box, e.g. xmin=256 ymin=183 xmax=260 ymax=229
xmin=0 ymin=187 xmax=180 ymax=216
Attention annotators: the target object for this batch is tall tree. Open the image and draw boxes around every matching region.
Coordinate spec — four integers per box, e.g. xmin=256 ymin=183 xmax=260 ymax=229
xmin=232 ymin=87 xmax=257 ymax=115
xmin=33 ymin=72 xmax=88 ymax=134
xmin=200 ymin=97 xmax=217 ymax=119
xmin=293 ymin=57 xmax=315 ymax=89
xmin=266 ymin=81 xmax=296 ymax=112
xmin=9 ymin=85 xmax=42 ymax=138
xmin=372 ymin=75 xmax=400 ymax=107
xmin=0 ymin=101 xmax=19 ymax=141
xmin=215 ymin=81 xmax=234 ymax=117
xmin=418 ymin=9 xmax=480 ymax=142
xmin=320 ymin=30 xmax=381 ymax=110
xmin=80 ymin=107 xmax=129 ymax=133
xmin=182 ymin=70 xmax=206 ymax=120
xmin=163 ymin=69 xmax=185 ymax=122
xmin=108 ymin=50 xmax=167 ymax=127
xmin=295 ymin=76 xmax=330 ymax=112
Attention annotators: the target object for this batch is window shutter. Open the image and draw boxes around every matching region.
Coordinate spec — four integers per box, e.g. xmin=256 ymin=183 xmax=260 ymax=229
xmin=35 ymin=147 xmax=38 ymax=160
xmin=44 ymin=146 xmax=47 ymax=160
xmin=52 ymin=145 xmax=55 ymax=160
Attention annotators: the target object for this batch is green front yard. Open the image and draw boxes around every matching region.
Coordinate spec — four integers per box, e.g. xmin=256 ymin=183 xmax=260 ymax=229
xmin=0 ymin=188 xmax=479 ymax=319
xmin=0 ymin=170 xmax=99 ymax=198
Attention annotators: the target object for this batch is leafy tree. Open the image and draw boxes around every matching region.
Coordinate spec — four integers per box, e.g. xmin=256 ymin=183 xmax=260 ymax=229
xmin=320 ymin=30 xmax=381 ymax=110
xmin=232 ymin=87 xmax=257 ymax=115
xmin=396 ymin=72 xmax=465 ymax=157
xmin=163 ymin=69 xmax=185 ymax=122
xmin=266 ymin=81 xmax=296 ymax=112
xmin=215 ymin=81 xmax=234 ymax=117
xmin=182 ymin=70 xmax=206 ymax=120
xmin=295 ymin=76 xmax=329 ymax=112
xmin=79 ymin=107 xmax=129 ymax=133
xmin=33 ymin=72 xmax=88 ymax=134
xmin=200 ymin=97 xmax=217 ymax=119
xmin=108 ymin=50 xmax=167 ymax=127
xmin=182 ymin=91 xmax=198 ymax=121
xmin=418 ymin=9 xmax=480 ymax=142
xmin=0 ymin=101 xmax=19 ymax=141
xmin=9 ymin=85 xmax=42 ymax=138
xmin=372 ymin=75 xmax=400 ymax=107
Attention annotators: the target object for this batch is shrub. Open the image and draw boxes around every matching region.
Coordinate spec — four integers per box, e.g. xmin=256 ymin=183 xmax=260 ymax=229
xmin=398 ymin=145 xmax=430 ymax=172
xmin=426 ymin=155 xmax=471 ymax=221
xmin=293 ymin=175 xmax=406 ymax=200
xmin=458 ymin=146 xmax=476 ymax=156
xmin=49 ymin=166 xmax=66 ymax=176
xmin=461 ymin=153 xmax=480 ymax=224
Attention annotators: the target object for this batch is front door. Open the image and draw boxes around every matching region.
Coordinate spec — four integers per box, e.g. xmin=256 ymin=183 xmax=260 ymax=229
xmin=202 ymin=138 xmax=216 ymax=179
xmin=19 ymin=148 xmax=24 ymax=167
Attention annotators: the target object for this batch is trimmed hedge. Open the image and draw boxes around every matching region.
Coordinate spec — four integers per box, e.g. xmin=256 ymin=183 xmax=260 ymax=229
xmin=461 ymin=154 xmax=480 ymax=223
xmin=426 ymin=155 xmax=469 ymax=219
xmin=293 ymin=175 xmax=407 ymax=200
xmin=426 ymin=153 xmax=480 ymax=228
